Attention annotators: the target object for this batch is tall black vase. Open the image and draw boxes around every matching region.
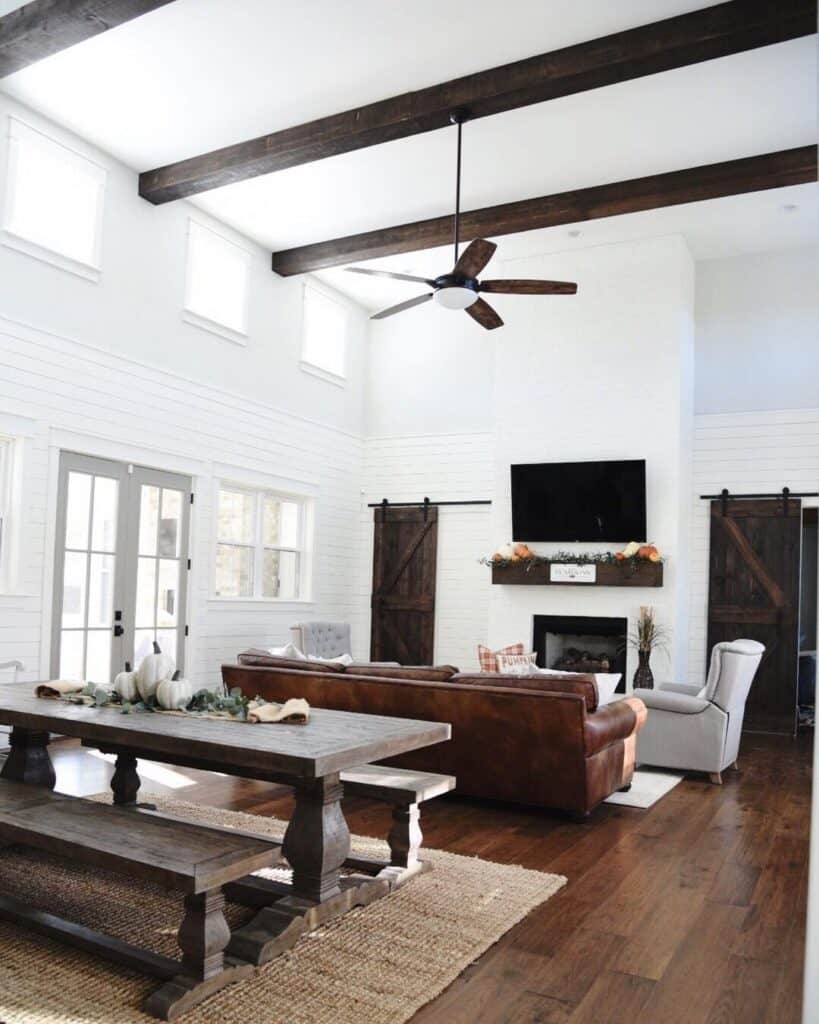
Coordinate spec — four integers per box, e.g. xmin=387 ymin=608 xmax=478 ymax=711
xmin=633 ymin=649 xmax=654 ymax=690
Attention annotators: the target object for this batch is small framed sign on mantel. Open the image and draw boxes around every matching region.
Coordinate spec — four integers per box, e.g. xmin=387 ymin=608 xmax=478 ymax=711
xmin=549 ymin=563 xmax=597 ymax=584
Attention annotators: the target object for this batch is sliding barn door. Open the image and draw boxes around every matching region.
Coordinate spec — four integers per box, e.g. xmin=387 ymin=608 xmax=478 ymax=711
xmin=371 ymin=505 xmax=438 ymax=665
xmin=708 ymin=497 xmax=801 ymax=734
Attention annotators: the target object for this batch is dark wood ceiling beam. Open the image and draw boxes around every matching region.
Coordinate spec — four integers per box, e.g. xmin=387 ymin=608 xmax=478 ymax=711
xmin=138 ymin=0 xmax=816 ymax=205
xmin=0 ymin=0 xmax=175 ymax=78
xmin=271 ymin=147 xmax=817 ymax=275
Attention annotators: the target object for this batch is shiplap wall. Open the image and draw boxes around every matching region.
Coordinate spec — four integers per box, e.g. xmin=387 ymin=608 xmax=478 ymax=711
xmin=0 ymin=315 xmax=365 ymax=689
xmin=361 ymin=433 xmax=495 ymax=670
xmin=688 ymin=407 xmax=819 ymax=685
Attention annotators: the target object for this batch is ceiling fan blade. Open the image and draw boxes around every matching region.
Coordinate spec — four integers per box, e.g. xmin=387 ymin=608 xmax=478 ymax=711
xmin=466 ymin=297 xmax=503 ymax=330
xmin=347 ymin=267 xmax=434 ymax=285
xmin=453 ymin=239 xmax=497 ymax=278
xmin=371 ymin=293 xmax=433 ymax=320
xmin=480 ymin=279 xmax=578 ymax=295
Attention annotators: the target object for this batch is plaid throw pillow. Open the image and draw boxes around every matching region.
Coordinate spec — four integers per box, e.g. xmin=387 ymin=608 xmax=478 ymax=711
xmin=477 ymin=642 xmax=525 ymax=673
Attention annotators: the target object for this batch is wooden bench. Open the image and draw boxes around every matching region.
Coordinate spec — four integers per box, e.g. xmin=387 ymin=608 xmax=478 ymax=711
xmin=340 ymin=764 xmax=455 ymax=885
xmin=0 ymin=779 xmax=279 ymax=1020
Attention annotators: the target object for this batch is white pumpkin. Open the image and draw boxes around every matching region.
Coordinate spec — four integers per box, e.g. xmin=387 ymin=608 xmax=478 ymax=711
xmin=497 ymin=542 xmax=515 ymax=560
xmin=136 ymin=641 xmax=175 ymax=702
xmin=156 ymin=670 xmax=193 ymax=711
xmin=114 ymin=662 xmax=139 ymax=703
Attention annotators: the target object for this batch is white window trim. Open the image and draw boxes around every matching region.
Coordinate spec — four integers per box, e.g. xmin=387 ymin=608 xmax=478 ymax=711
xmin=300 ymin=280 xmax=349 ymax=385
xmin=183 ymin=218 xmax=252 ymax=344
xmin=211 ymin=483 xmax=314 ymax=603
xmin=1 ymin=116 xmax=106 ymax=282
xmin=0 ymin=434 xmax=23 ymax=595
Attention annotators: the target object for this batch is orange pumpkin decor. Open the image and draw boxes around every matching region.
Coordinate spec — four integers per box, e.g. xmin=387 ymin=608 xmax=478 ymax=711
xmin=513 ymin=543 xmax=533 ymax=559
xmin=614 ymin=542 xmax=661 ymax=562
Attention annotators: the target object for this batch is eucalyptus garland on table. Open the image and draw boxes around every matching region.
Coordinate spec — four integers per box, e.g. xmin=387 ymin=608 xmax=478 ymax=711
xmin=67 ymin=682 xmax=265 ymax=722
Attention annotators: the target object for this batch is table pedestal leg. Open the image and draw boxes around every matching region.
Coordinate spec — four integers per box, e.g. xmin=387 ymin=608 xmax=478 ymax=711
xmin=227 ymin=773 xmax=389 ymax=966
xmin=282 ymin=773 xmax=350 ymax=903
xmin=111 ymin=754 xmax=141 ymax=806
xmin=0 ymin=728 xmax=55 ymax=788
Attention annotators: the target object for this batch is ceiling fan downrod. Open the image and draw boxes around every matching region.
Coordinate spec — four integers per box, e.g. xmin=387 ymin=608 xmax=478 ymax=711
xmin=449 ymin=108 xmax=470 ymax=266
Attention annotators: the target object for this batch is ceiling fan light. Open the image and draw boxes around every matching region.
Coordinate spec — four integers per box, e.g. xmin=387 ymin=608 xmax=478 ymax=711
xmin=434 ymin=285 xmax=479 ymax=310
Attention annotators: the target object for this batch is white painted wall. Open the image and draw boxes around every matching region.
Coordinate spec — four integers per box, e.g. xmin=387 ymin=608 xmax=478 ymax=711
xmin=695 ymin=246 xmax=819 ymax=416
xmin=488 ymin=237 xmax=695 ymax=684
xmin=0 ymin=95 xmax=369 ymax=689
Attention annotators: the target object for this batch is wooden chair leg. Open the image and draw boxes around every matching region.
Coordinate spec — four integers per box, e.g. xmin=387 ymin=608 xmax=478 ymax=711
xmin=388 ymin=802 xmax=422 ymax=869
xmin=709 ymin=772 xmax=723 ymax=785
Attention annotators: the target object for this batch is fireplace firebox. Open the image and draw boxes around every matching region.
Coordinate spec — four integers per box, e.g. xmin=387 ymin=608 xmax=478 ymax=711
xmin=533 ymin=614 xmax=628 ymax=693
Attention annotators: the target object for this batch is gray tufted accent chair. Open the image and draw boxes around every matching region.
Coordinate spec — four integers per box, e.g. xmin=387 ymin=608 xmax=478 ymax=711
xmin=290 ymin=622 xmax=352 ymax=659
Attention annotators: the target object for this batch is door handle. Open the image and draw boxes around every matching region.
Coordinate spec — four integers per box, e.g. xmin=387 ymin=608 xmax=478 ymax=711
xmin=113 ymin=624 xmax=124 ymax=637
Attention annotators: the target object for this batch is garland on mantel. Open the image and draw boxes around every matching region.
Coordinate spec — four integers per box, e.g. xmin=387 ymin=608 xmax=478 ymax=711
xmin=480 ymin=548 xmax=664 ymax=571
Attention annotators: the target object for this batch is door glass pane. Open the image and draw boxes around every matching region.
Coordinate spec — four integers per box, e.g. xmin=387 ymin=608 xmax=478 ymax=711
xmin=156 ymin=629 xmax=177 ymax=664
xmin=215 ymin=544 xmax=252 ymax=597
xmin=65 ymin=472 xmax=91 ymax=549
xmin=263 ymin=549 xmax=300 ymax=599
xmin=159 ymin=489 xmax=182 ymax=557
xmin=134 ymin=629 xmax=155 ymax=670
xmin=91 ymin=476 xmax=118 ymax=552
xmin=218 ymin=489 xmax=254 ymax=543
xmin=139 ymin=485 xmax=160 ymax=556
xmin=157 ymin=559 xmax=179 ymax=627
xmin=62 ymin=551 xmax=87 ymax=628
xmin=59 ymin=631 xmax=84 ymax=679
xmin=135 ymin=556 xmax=157 ymax=627
xmin=87 ymin=553 xmax=115 ymax=628
xmin=85 ymin=630 xmax=111 ymax=684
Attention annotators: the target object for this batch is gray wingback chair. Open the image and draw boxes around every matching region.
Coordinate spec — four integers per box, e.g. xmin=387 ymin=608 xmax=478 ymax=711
xmin=635 ymin=639 xmax=765 ymax=784
xmin=289 ymin=622 xmax=352 ymax=659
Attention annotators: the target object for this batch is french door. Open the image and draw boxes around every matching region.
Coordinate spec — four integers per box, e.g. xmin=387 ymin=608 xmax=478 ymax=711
xmin=51 ymin=453 xmax=191 ymax=684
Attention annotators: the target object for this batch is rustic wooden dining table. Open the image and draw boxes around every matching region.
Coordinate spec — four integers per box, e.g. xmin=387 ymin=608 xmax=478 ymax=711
xmin=0 ymin=684 xmax=451 ymax=963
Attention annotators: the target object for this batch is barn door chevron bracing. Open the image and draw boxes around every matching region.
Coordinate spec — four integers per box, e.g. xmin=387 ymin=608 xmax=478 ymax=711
xmin=707 ymin=497 xmax=801 ymax=735
xmin=371 ymin=505 xmax=438 ymax=665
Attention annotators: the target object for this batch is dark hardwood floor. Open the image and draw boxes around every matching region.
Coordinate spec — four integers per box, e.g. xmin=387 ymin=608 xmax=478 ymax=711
xmin=47 ymin=732 xmax=812 ymax=1024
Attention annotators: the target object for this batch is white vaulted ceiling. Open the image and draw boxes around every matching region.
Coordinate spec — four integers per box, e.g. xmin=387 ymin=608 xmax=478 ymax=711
xmin=1 ymin=0 xmax=816 ymax=307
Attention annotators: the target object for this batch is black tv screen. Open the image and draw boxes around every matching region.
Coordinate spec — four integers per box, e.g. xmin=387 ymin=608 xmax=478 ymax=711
xmin=511 ymin=459 xmax=646 ymax=542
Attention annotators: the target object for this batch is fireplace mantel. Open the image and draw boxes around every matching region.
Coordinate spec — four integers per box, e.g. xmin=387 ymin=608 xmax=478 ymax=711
xmin=492 ymin=560 xmax=663 ymax=588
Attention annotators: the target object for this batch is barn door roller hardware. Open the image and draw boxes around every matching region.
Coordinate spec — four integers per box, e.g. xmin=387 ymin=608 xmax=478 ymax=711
xmin=699 ymin=486 xmax=818 ymax=516
xmin=369 ymin=497 xmax=492 ymax=509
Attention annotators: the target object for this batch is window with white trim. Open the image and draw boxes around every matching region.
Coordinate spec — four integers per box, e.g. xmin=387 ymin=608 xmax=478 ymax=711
xmin=184 ymin=219 xmax=251 ymax=340
xmin=214 ymin=486 xmax=308 ymax=600
xmin=301 ymin=283 xmax=348 ymax=380
xmin=2 ymin=117 xmax=106 ymax=275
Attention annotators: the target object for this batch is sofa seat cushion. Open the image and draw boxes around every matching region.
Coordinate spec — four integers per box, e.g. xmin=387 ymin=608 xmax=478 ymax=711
xmin=237 ymin=649 xmax=345 ymax=673
xmin=349 ymin=664 xmax=459 ymax=682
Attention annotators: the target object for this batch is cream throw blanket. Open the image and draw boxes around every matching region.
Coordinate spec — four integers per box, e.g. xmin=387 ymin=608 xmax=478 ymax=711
xmin=247 ymin=698 xmax=310 ymax=724
xmin=35 ymin=680 xmax=87 ymax=699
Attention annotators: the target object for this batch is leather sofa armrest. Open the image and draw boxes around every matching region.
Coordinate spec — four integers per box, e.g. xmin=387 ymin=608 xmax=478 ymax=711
xmin=583 ymin=699 xmax=642 ymax=757
xmin=633 ymin=688 xmax=710 ymax=714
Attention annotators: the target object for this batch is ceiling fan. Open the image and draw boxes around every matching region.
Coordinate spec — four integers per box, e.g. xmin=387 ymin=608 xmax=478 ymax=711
xmin=345 ymin=109 xmax=577 ymax=330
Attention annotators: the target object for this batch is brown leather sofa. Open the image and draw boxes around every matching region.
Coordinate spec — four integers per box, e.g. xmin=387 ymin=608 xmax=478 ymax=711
xmin=222 ymin=653 xmax=647 ymax=817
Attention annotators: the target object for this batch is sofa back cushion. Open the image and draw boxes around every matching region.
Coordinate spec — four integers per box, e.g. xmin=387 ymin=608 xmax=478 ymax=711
xmin=451 ymin=671 xmax=599 ymax=712
xmin=349 ymin=664 xmax=459 ymax=682
xmin=237 ymin=649 xmax=345 ymax=673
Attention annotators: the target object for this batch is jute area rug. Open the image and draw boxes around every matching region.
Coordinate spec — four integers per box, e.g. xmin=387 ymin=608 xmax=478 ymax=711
xmin=0 ymin=796 xmax=565 ymax=1024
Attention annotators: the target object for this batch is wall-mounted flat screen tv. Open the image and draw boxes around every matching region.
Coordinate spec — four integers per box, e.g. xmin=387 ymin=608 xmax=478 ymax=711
xmin=511 ymin=459 xmax=646 ymax=542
